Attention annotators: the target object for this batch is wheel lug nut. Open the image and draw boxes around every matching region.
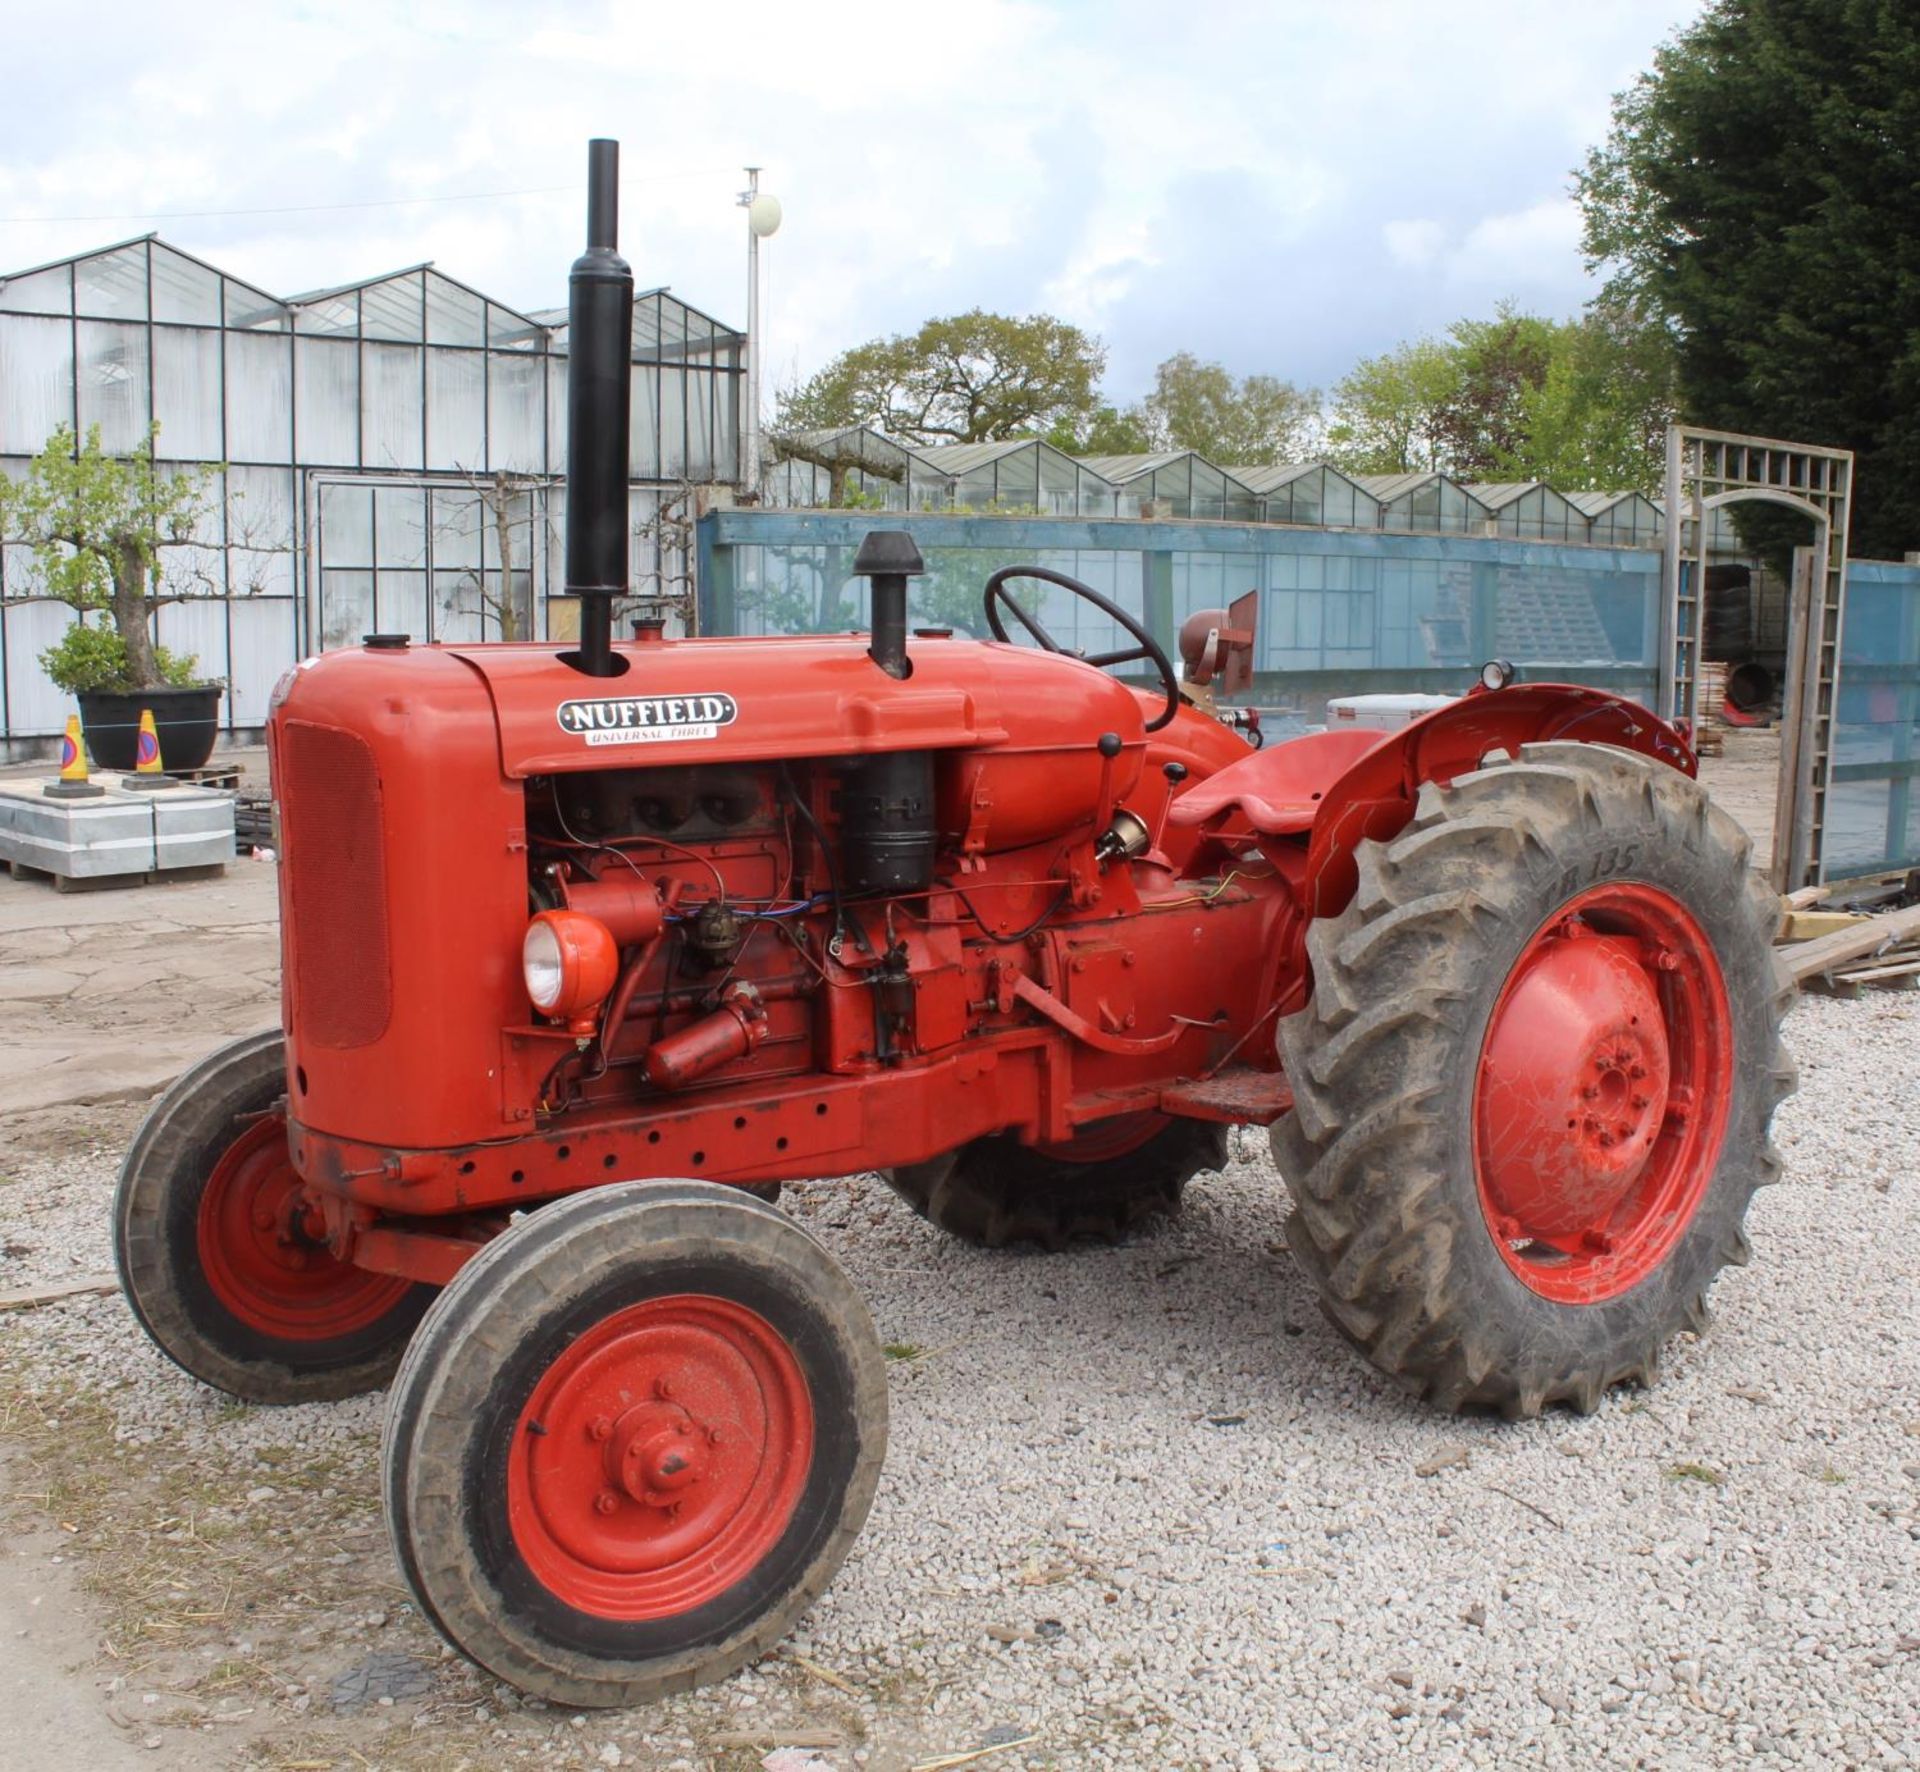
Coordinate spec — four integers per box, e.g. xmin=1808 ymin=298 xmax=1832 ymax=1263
xmin=588 ymin=1416 xmax=612 ymax=1442
xmin=709 ymin=1427 xmax=724 ymax=1447
xmin=1629 ymin=1064 xmax=1646 ymax=1080
xmin=1631 ymin=1094 xmax=1650 ymax=1111
xmin=594 ymin=1490 xmax=619 ymax=1515
xmin=653 ymin=1378 xmax=673 ymax=1401
xmin=251 ymin=1207 xmax=276 ymax=1231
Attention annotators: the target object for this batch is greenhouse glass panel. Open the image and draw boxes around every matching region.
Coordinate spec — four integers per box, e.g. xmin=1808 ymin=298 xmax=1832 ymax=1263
xmin=227 ymin=464 xmax=294 ymax=561
xmin=76 ymin=320 xmax=150 ymax=452
xmin=227 ymin=595 xmax=296 ymax=725
xmin=155 ymin=596 xmax=228 ymax=690
xmin=151 ymin=327 xmax=223 ymax=460
xmin=295 ymin=337 xmax=359 ymax=465
xmin=0 ymin=264 xmax=72 ymax=316
xmin=426 ymin=347 xmax=486 ymax=470
xmin=361 ymin=273 xmax=424 ymax=342
xmin=374 ymin=485 xmax=428 ymax=567
xmin=630 ymin=365 xmax=660 ymax=477
xmin=0 ymin=314 xmax=75 ymax=453
xmin=224 ymin=331 xmax=292 ymax=463
xmin=149 ymin=246 xmax=221 ymax=326
xmin=1 ymin=540 xmax=47 ymax=598
xmin=424 ymin=274 xmax=486 ymax=346
xmin=489 ymin=303 xmax=543 ymax=349
xmin=225 ymin=279 xmax=287 ymax=331
xmin=295 ymin=293 xmax=359 ymax=336
xmin=430 ymin=489 xmax=482 ymax=566
xmin=686 ymin=369 xmax=713 ymax=479
xmin=5 ymin=599 xmax=76 ymax=735
xmin=376 ymin=569 xmax=428 ymax=638
xmin=1038 ymin=451 xmax=1078 ymax=515
xmin=658 ymin=368 xmax=686 ymax=477
xmin=434 ymin=569 xmax=486 ymax=642
xmin=74 ymin=246 xmax=147 ymax=320
xmin=487 ymin=351 xmax=543 ymax=471
xmin=547 ymin=359 xmax=568 ymax=472
xmin=362 ymin=343 xmax=424 ymax=469
xmin=319 ymin=569 xmax=373 ymax=649
xmin=320 ymin=482 xmax=373 ymax=567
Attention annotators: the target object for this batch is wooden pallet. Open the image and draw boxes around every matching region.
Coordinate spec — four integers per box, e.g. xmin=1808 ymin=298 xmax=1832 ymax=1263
xmin=4 ymin=856 xmax=227 ymax=893
xmin=164 ymin=763 xmax=242 ymax=790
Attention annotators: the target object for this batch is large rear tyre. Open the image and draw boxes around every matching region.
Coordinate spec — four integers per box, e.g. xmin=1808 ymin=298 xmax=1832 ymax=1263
xmin=884 ymin=1114 xmax=1226 ymax=1250
xmin=1273 ymin=742 xmax=1794 ymax=1417
xmin=115 ymin=1030 xmax=434 ymax=1403
xmin=382 ymin=1180 xmax=887 ymax=1707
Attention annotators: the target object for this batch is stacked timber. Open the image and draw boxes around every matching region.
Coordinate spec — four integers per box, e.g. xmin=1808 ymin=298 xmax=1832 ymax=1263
xmin=1694 ymin=660 xmax=1729 ymax=757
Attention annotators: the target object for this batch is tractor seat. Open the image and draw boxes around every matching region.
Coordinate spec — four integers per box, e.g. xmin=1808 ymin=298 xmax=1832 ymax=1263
xmin=1168 ymin=726 xmax=1388 ymax=836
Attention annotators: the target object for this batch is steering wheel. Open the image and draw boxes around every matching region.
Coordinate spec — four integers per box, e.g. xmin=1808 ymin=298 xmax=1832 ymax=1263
xmin=982 ymin=565 xmax=1180 ymax=733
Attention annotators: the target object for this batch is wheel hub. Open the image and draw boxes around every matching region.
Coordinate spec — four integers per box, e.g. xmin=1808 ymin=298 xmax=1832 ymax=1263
xmin=509 ymin=1294 xmax=813 ymax=1617
xmin=1478 ymin=924 xmax=1672 ymax=1238
xmin=196 ymin=1113 xmax=412 ymax=1339
xmin=1472 ymin=884 xmax=1733 ymax=1305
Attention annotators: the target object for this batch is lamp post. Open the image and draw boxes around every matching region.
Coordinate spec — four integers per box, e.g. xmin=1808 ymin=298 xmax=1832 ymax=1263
xmin=738 ymin=168 xmax=782 ymax=498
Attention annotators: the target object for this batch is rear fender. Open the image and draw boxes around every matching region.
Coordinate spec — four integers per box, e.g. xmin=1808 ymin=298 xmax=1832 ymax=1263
xmin=1302 ymin=685 xmax=1694 ymax=921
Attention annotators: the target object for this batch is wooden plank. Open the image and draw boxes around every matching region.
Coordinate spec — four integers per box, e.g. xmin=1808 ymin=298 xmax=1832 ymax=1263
xmin=1784 ymin=884 xmax=1834 ymax=910
xmin=1778 ymin=910 xmax=1870 ymax=942
xmin=0 ymin=1275 xmax=118 ymax=1313
xmin=1779 ymin=903 xmax=1920 ymax=984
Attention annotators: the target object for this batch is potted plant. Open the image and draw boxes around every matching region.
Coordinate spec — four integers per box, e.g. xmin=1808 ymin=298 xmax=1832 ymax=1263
xmin=0 ymin=423 xmax=225 ymax=772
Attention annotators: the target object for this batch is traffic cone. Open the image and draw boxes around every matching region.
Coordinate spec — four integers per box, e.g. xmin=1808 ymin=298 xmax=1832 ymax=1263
xmin=122 ymin=707 xmax=178 ymax=791
xmin=45 ymin=714 xmax=104 ymax=800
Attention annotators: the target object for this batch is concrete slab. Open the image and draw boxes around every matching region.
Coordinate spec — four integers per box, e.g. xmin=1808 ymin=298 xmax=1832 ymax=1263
xmin=0 ymin=773 xmax=234 ymax=884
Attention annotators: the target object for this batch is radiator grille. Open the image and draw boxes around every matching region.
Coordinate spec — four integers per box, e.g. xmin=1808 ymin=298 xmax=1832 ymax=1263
xmin=280 ymin=720 xmax=391 ymax=1049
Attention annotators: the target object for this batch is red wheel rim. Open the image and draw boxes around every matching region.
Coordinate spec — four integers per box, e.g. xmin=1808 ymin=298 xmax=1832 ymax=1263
xmin=1472 ymin=883 xmax=1732 ymax=1304
xmin=1031 ymin=1112 xmax=1160 ymax=1165
xmin=196 ymin=1114 xmax=414 ymax=1339
xmin=508 ymin=1295 xmax=814 ymax=1620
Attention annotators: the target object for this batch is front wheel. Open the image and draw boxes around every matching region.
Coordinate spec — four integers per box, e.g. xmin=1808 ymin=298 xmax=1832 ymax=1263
xmin=381 ymin=1180 xmax=887 ymax=1707
xmin=1273 ymin=742 xmax=1794 ymax=1417
xmin=115 ymin=1031 xmax=434 ymax=1403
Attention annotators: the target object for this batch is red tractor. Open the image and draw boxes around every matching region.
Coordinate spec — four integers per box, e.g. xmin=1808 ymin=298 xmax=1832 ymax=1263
xmin=116 ymin=144 xmax=1791 ymax=1707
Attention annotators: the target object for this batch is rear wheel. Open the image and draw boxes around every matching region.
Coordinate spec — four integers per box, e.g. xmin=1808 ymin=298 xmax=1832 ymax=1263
xmin=382 ymin=1180 xmax=887 ymax=1707
xmin=115 ymin=1031 xmax=433 ymax=1403
xmin=1273 ymin=742 xmax=1793 ymax=1416
xmin=884 ymin=1114 xmax=1226 ymax=1249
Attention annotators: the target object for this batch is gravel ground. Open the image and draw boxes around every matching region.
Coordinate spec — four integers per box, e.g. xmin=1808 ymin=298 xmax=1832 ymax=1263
xmin=1 ymin=985 xmax=1916 ymax=1770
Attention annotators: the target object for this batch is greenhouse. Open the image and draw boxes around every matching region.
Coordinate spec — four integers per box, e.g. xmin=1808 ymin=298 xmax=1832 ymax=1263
xmin=1235 ymin=461 xmax=1380 ymax=530
xmin=1468 ymin=481 xmax=1590 ymax=543
xmin=1077 ymin=451 xmax=1260 ymax=522
xmin=762 ymin=425 xmax=920 ymax=510
xmin=0 ymin=233 xmax=744 ymax=745
xmin=907 ymin=440 xmax=1116 ymax=516
xmin=1569 ymin=489 xmax=1664 ymax=548
xmin=1357 ymin=472 xmax=1495 ymax=536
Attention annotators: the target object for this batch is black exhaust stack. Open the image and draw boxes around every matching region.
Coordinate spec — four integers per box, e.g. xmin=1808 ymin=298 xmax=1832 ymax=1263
xmin=563 ymin=139 xmax=633 ymax=678
xmin=853 ymin=529 xmax=924 ymax=679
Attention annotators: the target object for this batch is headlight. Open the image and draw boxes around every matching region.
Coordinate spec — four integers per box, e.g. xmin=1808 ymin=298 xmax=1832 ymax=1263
xmin=522 ymin=910 xmax=619 ymax=1030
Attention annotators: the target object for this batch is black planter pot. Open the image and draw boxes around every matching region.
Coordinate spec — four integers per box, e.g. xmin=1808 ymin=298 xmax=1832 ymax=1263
xmin=78 ymin=684 xmax=224 ymax=774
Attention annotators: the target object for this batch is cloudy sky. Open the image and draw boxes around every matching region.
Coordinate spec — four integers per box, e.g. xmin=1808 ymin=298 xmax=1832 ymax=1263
xmin=2 ymin=0 xmax=1703 ymax=404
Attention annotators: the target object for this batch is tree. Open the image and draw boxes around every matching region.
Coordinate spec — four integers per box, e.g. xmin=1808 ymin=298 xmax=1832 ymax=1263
xmin=0 ymin=424 xmax=215 ymax=692
xmin=776 ymin=310 xmax=1105 ymax=446
xmin=1516 ymin=301 xmax=1677 ymax=492
xmin=1576 ymin=0 xmax=1920 ymax=556
xmin=1438 ymin=310 xmax=1560 ymax=478
xmin=1325 ymin=337 xmax=1463 ymax=474
xmin=1043 ymin=403 xmax=1153 ymax=457
xmin=1134 ymin=352 xmax=1320 ymax=464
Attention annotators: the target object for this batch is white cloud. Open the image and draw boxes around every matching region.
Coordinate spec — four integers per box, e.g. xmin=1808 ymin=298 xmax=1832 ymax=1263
xmin=1383 ymin=220 xmax=1447 ymax=268
xmin=0 ymin=0 xmax=1705 ymax=400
